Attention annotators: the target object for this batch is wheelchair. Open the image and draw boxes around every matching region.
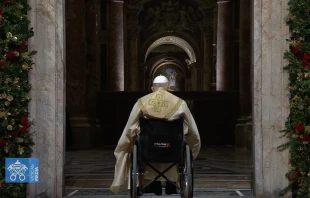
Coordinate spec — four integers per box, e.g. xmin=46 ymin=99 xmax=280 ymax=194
xmin=130 ymin=115 xmax=194 ymax=197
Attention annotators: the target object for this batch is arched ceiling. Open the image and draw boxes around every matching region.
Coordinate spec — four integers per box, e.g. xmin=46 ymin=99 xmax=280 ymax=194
xmin=144 ymin=36 xmax=196 ymax=63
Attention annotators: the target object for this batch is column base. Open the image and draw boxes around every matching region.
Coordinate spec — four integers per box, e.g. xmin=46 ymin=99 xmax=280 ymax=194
xmin=234 ymin=116 xmax=251 ymax=150
xmin=211 ymin=83 xmax=216 ymax=90
xmin=66 ymin=116 xmax=99 ymax=150
xmin=245 ymin=115 xmax=252 ymax=150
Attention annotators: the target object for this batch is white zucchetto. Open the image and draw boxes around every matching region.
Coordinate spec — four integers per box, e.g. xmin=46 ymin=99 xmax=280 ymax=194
xmin=153 ymin=75 xmax=169 ymax=84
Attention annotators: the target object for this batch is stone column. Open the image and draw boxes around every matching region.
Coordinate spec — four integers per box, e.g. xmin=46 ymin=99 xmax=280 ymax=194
xmin=239 ymin=0 xmax=252 ymax=116
xmin=212 ymin=2 xmax=218 ymax=90
xmin=85 ymin=0 xmax=99 ymax=117
xmin=245 ymin=115 xmax=252 ymax=150
xmin=253 ymin=0 xmax=289 ymax=197
xmin=66 ymin=0 xmax=86 ymax=115
xmin=127 ymin=9 xmax=140 ymax=91
xmin=65 ymin=0 xmax=93 ymax=150
xmin=139 ymin=63 xmax=147 ymax=91
xmin=235 ymin=116 xmax=251 ymax=150
xmin=202 ymin=28 xmax=213 ymax=91
xmin=108 ymin=0 xmax=124 ymax=91
xmin=196 ymin=67 xmax=202 ymax=91
xmin=127 ymin=30 xmax=139 ymax=91
xmin=216 ymin=0 xmax=233 ymax=91
xmin=85 ymin=0 xmax=102 ymax=149
xmin=189 ymin=63 xmax=198 ymax=91
xmin=28 ymin=0 xmax=65 ymax=197
xmin=235 ymin=0 xmax=252 ymax=150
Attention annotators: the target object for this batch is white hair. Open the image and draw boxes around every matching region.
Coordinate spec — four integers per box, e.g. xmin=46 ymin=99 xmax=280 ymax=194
xmin=152 ymin=82 xmax=169 ymax=87
xmin=151 ymin=82 xmax=169 ymax=91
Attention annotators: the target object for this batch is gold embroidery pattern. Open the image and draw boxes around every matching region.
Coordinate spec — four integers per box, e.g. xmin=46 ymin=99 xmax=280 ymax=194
xmin=148 ymin=94 xmax=168 ymax=112
xmin=164 ymin=99 xmax=183 ymax=119
xmin=138 ymin=99 xmax=149 ymax=116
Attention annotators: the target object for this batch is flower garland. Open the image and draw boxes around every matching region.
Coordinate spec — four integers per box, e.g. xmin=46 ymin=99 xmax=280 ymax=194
xmin=279 ymin=0 xmax=310 ymax=197
xmin=0 ymin=0 xmax=35 ymax=197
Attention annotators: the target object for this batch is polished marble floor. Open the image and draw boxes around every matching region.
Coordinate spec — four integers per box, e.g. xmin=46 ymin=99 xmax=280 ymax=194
xmin=64 ymin=146 xmax=253 ymax=197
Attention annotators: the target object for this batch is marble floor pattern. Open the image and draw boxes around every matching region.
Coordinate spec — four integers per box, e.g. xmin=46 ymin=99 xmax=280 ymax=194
xmin=64 ymin=146 xmax=253 ymax=197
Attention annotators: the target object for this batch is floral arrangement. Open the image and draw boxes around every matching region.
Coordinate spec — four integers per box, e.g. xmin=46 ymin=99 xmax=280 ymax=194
xmin=279 ymin=0 xmax=310 ymax=197
xmin=0 ymin=0 xmax=35 ymax=197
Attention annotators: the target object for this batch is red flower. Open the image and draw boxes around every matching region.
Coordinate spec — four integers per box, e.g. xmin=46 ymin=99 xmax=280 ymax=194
xmin=303 ymin=135 xmax=310 ymax=141
xmin=6 ymin=51 xmax=16 ymax=60
xmin=10 ymin=131 xmax=18 ymax=138
xmin=296 ymin=170 xmax=302 ymax=176
xmin=3 ymin=0 xmax=7 ymax=5
xmin=293 ymin=46 xmax=301 ymax=55
xmin=20 ymin=41 xmax=26 ymax=50
xmin=302 ymin=59 xmax=309 ymax=67
xmin=0 ymin=139 xmax=7 ymax=147
xmin=304 ymin=52 xmax=310 ymax=60
xmin=20 ymin=126 xmax=28 ymax=133
xmin=0 ymin=60 xmax=6 ymax=68
xmin=296 ymin=123 xmax=304 ymax=133
xmin=287 ymin=171 xmax=302 ymax=181
xmin=287 ymin=173 xmax=293 ymax=181
xmin=20 ymin=116 xmax=28 ymax=126
xmin=0 ymin=182 xmax=7 ymax=188
xmin=0 ymin=8 xmax=3 ymax=15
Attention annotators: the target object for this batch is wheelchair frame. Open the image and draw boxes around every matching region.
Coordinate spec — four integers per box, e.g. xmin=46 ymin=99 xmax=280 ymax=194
xmin=130 ymin=116 xmax=194 ymax=198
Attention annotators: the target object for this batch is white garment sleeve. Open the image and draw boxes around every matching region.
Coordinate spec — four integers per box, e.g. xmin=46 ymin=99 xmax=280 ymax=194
xmin=182 ymin=101 xmax=201 ymax=160
xmin=110 ymin=102 xmax=140 ymax=194
xmin=114 ymin=102 xmax=140 ymax=155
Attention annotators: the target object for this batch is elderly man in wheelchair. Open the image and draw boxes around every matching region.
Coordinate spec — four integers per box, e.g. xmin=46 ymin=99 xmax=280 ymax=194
xmin=110 ymin=75 xmax=201 ymax=197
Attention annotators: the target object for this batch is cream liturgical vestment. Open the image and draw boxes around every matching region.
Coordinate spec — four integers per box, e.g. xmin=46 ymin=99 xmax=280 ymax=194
xmin=110 ymin=88 xmax=201 ymax=195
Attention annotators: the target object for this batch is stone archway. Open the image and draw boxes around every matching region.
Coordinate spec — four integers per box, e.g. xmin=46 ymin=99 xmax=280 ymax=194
xmin=149 ymin=58 xmax=187 ymax=91
xmin=144 ymin=36 xmax=197 ymax=64
xmin=27 ymin=0 xmax=289 ymax=197
xmin=144 ymin=36 xmax=198 ymax=91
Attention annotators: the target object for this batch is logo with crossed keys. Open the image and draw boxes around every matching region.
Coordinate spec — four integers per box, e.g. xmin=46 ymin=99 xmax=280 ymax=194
xmin=7 ymin=160 xmax=28 ymax=181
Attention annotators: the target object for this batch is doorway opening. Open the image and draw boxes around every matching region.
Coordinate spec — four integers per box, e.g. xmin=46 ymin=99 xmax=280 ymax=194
xmin=64 ymin=0 xmax=253 ymax=197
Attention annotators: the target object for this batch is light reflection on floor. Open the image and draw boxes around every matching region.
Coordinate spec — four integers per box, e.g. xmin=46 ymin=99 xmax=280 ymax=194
xmin=64 ymin=146 xmax=253 ymax=197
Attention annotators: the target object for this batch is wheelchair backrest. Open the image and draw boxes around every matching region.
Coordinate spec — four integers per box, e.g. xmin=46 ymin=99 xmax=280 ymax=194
xmin=138 ymin=116 xmax=184 ymax=163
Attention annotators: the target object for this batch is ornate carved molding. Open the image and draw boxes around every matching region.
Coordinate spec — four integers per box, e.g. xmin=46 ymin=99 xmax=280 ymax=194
xmin=138 ymin=0 xmax=206 ymax=33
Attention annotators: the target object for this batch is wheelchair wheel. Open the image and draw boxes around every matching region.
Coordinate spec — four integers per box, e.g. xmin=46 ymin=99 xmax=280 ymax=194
xmin=130 ymin=145 xmax=139 ymax=198
xmin=181 ymin=145 xmax=193 ymax=198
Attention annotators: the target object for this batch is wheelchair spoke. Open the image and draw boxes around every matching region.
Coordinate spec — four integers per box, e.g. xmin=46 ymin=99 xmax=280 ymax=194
xmin=180 ymin=145 xmax=193 ymax=198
